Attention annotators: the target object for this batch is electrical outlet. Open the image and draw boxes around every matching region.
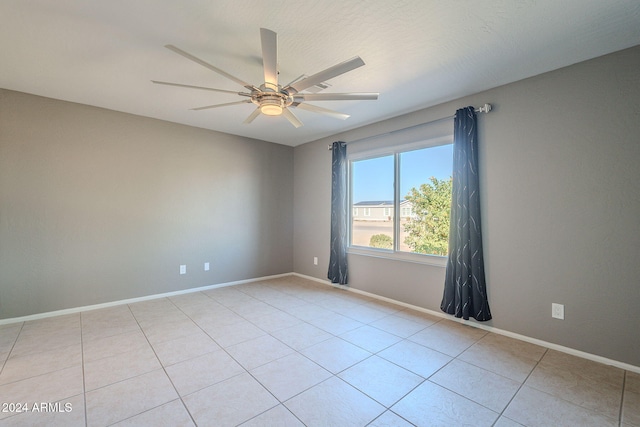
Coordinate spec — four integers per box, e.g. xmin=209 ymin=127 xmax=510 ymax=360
xmin=313 ymin=257 xmax=318 ymax=266
xmin=552 ymin=303 xmax=564 ymax=320
xmin=204 ymin=262 xmax=210 ymax=271
xmin=179 ymin=265 xmax=186 ymax=275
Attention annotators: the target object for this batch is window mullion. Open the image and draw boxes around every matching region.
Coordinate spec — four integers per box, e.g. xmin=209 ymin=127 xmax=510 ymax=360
xmin=394 ymin=152 xmax=401 ymax=252
xmin=348 ymin=159 xmax=353 ymax=247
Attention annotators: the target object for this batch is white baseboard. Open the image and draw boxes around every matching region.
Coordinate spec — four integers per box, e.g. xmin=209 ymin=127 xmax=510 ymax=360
xmin=0 ymin=273 xmax=291 ymax=326
xmin=291 ymin=272 xmax=640 ymax=374
xmin=3 ymin=270 xmax=638 ymax=374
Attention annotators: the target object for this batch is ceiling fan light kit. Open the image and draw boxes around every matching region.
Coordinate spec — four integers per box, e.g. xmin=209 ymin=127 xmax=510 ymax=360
xmin=259 ymin=99 xmax=284 ymax=116
xmin=153 ymin=28 xmax=378 ymax=127
xmin=254 ymin=85 xmax=289 ymax=116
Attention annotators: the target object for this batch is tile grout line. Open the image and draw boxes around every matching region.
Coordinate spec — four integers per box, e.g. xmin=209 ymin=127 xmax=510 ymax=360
xmin=391 ymin=329 xmax=511 ymax=423
xmin=173 ymin=283 xmax=330 ymax=425
xmin=316 ymin=306 xmax=487 ymax=424
xmin=0 ymin=321 xmax=25 ymax=379
xmin=199 ymin=286 xmax=338 ymax=415
xmin=618 ymin=371 xmax=626 ymax=427
xmin=367 ymin=410 xmax=418 ymax=427
xmin=264 ymin=291 xmax=438 ymax=423
xmin=79 ymin=312 xmax=88 ymax=427
xmin=179 ymin=287 xmax=335 ymax=423
xmin=0 ymin=322 xmax=26 ymax=425
xmin=81 ymin=301 xmax=210 ymax=424
xmin=169 ymin=293 xmax=277 ymax=421
xmin=127 ymin=300 xmax=201 ymax=427
xmin=86 ymin=284 xmax=322 ymax=425
xmin=0 ymin=320 xmax=85 ymax=407
xmin=212 ymin=279 xmax=406 ymax=424
xmin=269 ymin=280 xmax=446 ymax=417
xmin=491 ymin=347 xmax=550 ymax=426
xmin=513 ymin=350 xmax=629 ymax=425
xmin=365 ymin=324 xmax=533 ymax=426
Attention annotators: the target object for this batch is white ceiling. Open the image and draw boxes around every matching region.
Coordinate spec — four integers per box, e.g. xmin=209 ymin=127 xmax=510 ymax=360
xmin=2 ymin=1 xmax=639 ymax=147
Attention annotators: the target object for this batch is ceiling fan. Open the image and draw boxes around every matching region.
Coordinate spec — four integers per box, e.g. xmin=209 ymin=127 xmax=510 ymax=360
xmin=152 ymin=28 xmax=378 ymax=128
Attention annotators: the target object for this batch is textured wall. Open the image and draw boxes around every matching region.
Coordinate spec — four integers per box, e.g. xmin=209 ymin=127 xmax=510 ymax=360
xmin=0 ymin=90 xmax=293 ymax=319
xmin=293 ymin=45 xmax=640 ymax=367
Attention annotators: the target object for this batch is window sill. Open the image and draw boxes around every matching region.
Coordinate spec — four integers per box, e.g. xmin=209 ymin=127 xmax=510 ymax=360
xmin=347 ymin=246 xmax=448 ymax=268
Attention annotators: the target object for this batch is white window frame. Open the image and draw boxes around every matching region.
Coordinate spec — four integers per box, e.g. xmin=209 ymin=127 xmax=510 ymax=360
xmin=347 ymin=135 xmax=453 ymax=267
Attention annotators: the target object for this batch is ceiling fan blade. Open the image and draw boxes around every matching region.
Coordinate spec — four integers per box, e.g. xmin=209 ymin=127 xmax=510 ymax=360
xmin=282 ymin=108 xmax=303 ymax=128
xmin=191 ymin=100 xmax=252 ymax=111
xmin=152 ymin=80 xmax=248 ymax=95
xmin=284 ymin=56 xmax=366 ymax=94
xmin=260 ymin=28 xmax=278 ymax=88
xmin=293 ymin=103 xmax=350 ymax=120
xmin=293 ymin=93 xmax=379 ymax=101
xmin=165 ymin=44 xmax=257 ymax=91
xmin=243 ymin=108 xmax=262 ymax=124
xmin=284 ymin=74 xmax=306 ymax=88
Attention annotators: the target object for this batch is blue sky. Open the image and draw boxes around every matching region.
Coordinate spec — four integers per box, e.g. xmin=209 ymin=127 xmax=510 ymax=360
xmin=352 ymin=144 xmax=453 ymax=203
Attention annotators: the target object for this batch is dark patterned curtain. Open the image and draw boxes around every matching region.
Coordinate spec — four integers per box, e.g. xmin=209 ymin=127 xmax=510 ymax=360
xmin=328 ymin=141 xmax=348 ymax=284
xmin=441 ymin=107 xmax=492 ymax=321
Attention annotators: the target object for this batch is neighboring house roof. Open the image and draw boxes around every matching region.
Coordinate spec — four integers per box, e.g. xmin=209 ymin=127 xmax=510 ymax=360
xmin=354 ymin=201 xmax=393 ymax=207
xmin=353 ymin=200 xmax=412 ymax=206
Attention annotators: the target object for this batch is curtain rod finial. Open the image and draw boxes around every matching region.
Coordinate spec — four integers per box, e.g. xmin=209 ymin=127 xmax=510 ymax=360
xmin=478 ymin=103 xmax=492 ymax=114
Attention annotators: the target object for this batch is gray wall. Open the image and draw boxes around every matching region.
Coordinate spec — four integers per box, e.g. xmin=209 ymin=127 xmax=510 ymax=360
xmin=293 ymin=45 xmax=640 ymax=367
xmin=0 ymin=90 xmax=293 ymax=319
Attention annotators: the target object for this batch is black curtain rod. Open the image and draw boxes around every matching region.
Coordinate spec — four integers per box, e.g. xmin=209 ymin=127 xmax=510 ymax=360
xmin=328 ymin=103 xmax=492 ymax=150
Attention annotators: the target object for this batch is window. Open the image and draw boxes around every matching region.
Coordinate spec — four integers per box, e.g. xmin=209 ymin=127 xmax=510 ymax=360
xmin=349 ymin=137 xmax=453 ymax=264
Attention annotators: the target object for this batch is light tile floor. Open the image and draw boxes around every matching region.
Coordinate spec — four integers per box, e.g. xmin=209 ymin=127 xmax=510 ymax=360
xmin=0 ymin=276 xmax=638 ymax=426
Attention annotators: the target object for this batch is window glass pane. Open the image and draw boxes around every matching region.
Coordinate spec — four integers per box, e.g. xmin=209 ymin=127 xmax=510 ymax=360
xmin=399 ymin=144 xmax=453 ymax=256
xmin=351 ymin=155 xmax=394 ymax=249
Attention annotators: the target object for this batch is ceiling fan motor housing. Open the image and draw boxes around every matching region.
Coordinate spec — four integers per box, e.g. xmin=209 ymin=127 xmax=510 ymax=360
xmin=252 ymin=85 xmax=293 ymax=116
